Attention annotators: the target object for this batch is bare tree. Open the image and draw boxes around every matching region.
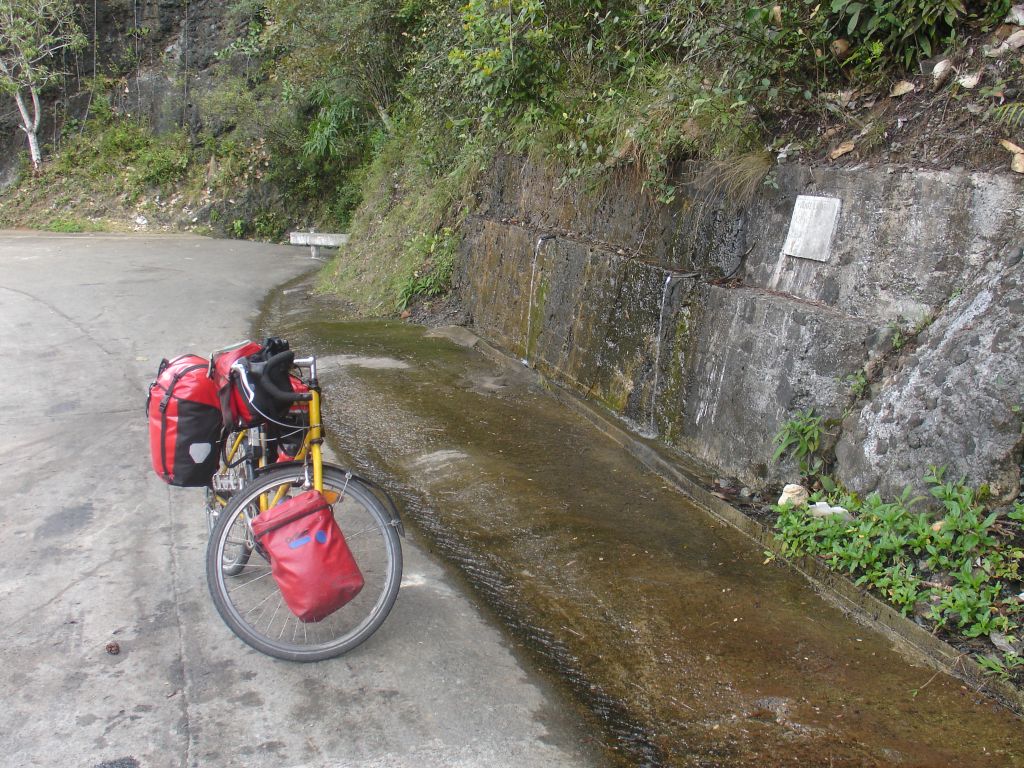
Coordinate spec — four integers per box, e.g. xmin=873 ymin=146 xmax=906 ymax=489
xmin=0 ymin=0 xmax=85 ymax=169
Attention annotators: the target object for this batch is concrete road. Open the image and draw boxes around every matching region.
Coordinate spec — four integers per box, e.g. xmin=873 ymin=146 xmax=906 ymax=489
xmin=0 ymin=233 xmax=598 ymax=768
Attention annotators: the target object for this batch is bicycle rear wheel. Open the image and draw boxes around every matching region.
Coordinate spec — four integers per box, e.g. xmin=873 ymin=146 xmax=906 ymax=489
xmin=206 ymin=464 xmax=403 ymax=661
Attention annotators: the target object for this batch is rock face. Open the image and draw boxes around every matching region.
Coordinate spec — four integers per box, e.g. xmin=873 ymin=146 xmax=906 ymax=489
xmin=459 ymin=156 xmax=1024 ymax=498
xmin=836 ymin=260 xmax=1024 ymax=500
xmin=0 ymin=0 xmax=237 ymax=186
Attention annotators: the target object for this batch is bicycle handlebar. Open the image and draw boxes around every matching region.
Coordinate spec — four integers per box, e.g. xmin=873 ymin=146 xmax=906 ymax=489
xmin=235 ymin=350 xmax=315 ymax=409
xmin=244 ymin=350 xmax=313 ymax=404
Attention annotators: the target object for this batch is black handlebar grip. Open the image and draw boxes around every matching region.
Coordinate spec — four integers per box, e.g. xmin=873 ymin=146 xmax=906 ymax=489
xmin=254 ymin=350 xmax=313 ymax=403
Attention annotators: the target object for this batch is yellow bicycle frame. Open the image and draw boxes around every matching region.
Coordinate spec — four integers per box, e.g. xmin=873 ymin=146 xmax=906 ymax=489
xmin=266 ymin=383 xmax=324 ymax=508
xmin=211 ymin=356 xmax=327 ymax=513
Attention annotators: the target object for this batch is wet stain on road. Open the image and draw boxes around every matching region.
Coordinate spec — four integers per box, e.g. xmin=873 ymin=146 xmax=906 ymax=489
xmin=35 ymin=502 xmax=94 ymax=539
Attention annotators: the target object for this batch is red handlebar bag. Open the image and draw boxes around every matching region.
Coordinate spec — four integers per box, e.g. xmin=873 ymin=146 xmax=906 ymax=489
xmin=211 ymin=341 xmax=263 ymax=428
xmin=251 ymin=490 xmax=365 ymax=623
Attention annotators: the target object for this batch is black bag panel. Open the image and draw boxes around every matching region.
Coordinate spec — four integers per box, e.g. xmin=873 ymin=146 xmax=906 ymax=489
xmin=168 ymin=400 xmax=223 ymax=487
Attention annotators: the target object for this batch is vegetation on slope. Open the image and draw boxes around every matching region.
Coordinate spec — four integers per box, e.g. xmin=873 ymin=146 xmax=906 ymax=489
xmin=3 ymin=0 xmax=1021 ymax=305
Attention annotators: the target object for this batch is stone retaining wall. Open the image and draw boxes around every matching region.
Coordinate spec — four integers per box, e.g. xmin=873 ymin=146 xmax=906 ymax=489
xmin=458 ymin=156 xmax=1024 ymax=498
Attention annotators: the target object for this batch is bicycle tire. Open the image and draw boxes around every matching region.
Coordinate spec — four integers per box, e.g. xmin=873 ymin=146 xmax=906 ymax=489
xmin=206 ymin=464 xmax=403 ymax=661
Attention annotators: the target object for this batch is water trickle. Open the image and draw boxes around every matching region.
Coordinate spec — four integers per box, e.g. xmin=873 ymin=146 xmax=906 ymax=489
xmin=522 ymin=235 xmax=553 ymax=367
xmin=648 ymin=272 xmax=673 ymax=434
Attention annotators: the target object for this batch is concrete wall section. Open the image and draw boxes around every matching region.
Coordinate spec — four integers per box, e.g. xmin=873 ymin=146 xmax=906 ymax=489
xmin=836 ymin=263 xmax=1024 ymax=499
xmin=670 ymin=287 xmax=876 ymax=483
xmin=743 ymin=166 xmax=1024 ymax=326
xmin=459 ymin=155 xmax=1024 ymax=496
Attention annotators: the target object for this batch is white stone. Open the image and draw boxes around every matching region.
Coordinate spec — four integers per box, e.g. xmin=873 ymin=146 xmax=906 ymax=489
xmin=957 ymin=71 xmax=982 ymax=90
xmin=808 ymin=501 xmax=852 ymax=520
xmin=1007 ymin=30 xmax=1024 ymax=50
xmin=1007 ymin=4 xmax=1024 ymax=25
xmin=931 ymin=59 xmax=953 ymax=89
xmin=778 ymin=484 xmax=810 ymax=507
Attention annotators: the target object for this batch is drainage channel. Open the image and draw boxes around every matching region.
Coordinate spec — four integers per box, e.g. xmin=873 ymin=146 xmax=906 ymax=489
xmin=258 ymin=287 xmax=1024 ymax=768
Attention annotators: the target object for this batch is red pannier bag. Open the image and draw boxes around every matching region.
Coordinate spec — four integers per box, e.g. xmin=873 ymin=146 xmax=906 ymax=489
xmin=251 ymin=490 xmax=365 ymax=622
xmin=211 ymin=340 xmax=263 ymax=428
xmin=147 ymin=354 xmax=223 ymax=486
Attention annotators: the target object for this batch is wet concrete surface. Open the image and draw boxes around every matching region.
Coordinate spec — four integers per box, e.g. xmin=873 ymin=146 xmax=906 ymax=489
xmin=263 ymin=286 xmax=1024 ymax=768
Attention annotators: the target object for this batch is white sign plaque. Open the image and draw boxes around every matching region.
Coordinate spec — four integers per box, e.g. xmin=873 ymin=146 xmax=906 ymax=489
xmin=782 ymin=195 xmax=841 ymax=263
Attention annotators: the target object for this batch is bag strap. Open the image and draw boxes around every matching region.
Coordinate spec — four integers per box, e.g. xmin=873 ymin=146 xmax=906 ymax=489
xmin=159 ymin=363 xmax=208 ymax=412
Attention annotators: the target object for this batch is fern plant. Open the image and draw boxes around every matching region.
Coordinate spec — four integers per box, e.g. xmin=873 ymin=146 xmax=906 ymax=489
xmin=991 ymin=103 xmax=1024 ymax=136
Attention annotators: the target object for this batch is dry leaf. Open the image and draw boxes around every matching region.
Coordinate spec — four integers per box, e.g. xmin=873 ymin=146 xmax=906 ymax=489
xmin=1013 ymin=153 xmax=1024 ymax=174
xmin=770 ymin=5 xmax=783 ymax=25
xmin=890 ymin=80 xmax=916 ymax=97
xmin=830 ymin=141 xmax=856 ymax=160
xmin=830 ymin=38 xmax=851 ymax=60
xmin=1000 ymin=139 xmax=1024 ymax=154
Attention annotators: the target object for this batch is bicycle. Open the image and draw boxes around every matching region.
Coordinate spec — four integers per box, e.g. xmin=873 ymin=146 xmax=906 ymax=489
xmin=203 ymin=345 xmax=404 ymax=661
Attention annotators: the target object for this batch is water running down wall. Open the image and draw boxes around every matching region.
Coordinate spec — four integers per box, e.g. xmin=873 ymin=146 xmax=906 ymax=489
xmin=458 ymin=155 xmax=1024 ymax=500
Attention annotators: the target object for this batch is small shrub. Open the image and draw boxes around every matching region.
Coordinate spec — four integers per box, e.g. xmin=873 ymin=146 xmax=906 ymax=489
xmin=395 ymin=227 xmax=460 ymax=311
xmin=773 ymin=408 xmax=824 ymax=476
xmin=844 ymin=369 xmax=869 ymax=399
xmin=829 ymin=0 xmax=971 ymax=69
xmin=252 ymin=210 xmax=287 ymax=241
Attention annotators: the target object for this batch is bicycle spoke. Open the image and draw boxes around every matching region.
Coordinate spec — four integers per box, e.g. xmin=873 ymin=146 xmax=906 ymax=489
xmin=228 ymin=569 xmax=274 ymax=593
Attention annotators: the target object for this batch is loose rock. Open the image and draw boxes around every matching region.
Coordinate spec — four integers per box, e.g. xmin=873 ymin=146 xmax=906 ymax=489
xmin=990 ymin=631 xmax=1020 ymax=655
xmin=890 ymin=80 xmax=916 ymax=98
xmin=778 ymin=484 xmax=810 ymax=507
xmin=931 ymin=60 xmax=952 ymax=90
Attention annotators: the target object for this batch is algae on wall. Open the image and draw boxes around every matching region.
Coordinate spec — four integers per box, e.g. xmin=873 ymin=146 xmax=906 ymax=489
xmin=457 ymin=155 xmax=1024 ymax=500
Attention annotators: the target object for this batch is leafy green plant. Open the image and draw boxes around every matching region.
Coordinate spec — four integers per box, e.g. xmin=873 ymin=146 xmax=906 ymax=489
xmin=45 ymin=217 xmax=104 ymax=232
xmin=829 ymin=0 xmax=970 ymax=69
xmin=773 ymin=409 xmax=824 ymax=475
xmin=844 ymin=369 xmax=869 ymax=398
xmin=774 ymin=468 xmax=1024 ymax=672
xmin=230 ymin=218 xmax=247 ymax=238
xmin=448 ymin=0 xmax=556 ymax=123
xmin=888 ymin=320 xmax=907 ymax=351
xmin=252 ymin=210 xmax=287 ymax=241
xmin=991 ymin=102 xmax=1024 ymax=136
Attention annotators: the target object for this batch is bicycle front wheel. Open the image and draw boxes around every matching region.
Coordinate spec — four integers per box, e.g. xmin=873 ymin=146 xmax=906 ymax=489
xmin=206 ymin=464 xmax=403 ymax=661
